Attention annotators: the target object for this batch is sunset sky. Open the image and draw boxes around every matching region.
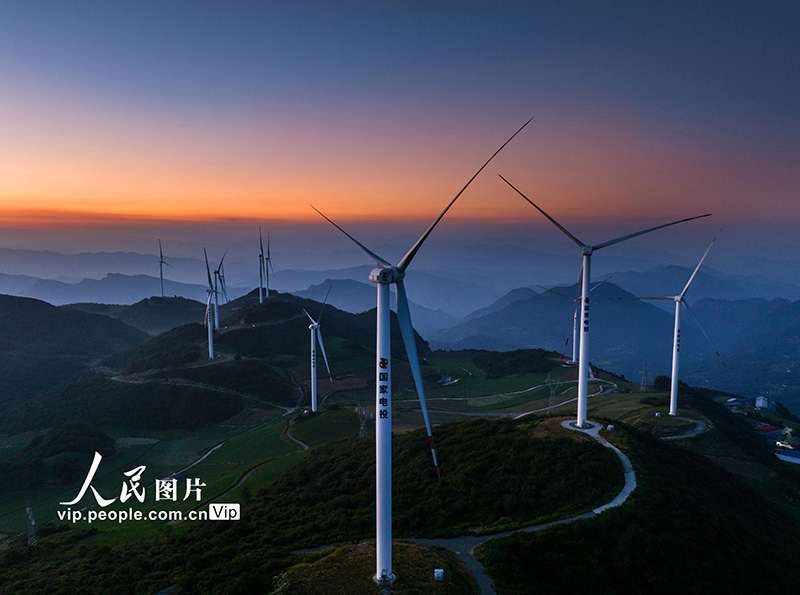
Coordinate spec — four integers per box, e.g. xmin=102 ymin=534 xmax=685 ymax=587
xmin=0 ymin=2 xmax=798 ymax=256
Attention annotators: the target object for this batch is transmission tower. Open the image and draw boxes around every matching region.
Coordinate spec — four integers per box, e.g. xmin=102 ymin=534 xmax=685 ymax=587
xmin=640 ymin=363 xmax=648 ymax=392
xmin=356 ymin=406 xmax=372 ymax=437
xmin=27 ymin=501 xmax=37 ymax=547
xmin=546 ymin=374 xmax=559 ymax=411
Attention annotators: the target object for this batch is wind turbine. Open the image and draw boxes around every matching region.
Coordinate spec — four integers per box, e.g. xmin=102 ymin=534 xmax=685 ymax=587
xmin=157 ymin=239 xmax=172 ymax=298
xmin=618 ymin=233 xmax=725 ymax=416
xmin=265 ymin=233 xmax=273 ymax=297
xmin=314 ymin=117 xmax=532 ymax=584
xmin=303 ymin=287 xmax=333 ymax=413
xmin=212 ymin=251 xmax=228 ymax=330
xmin=203 ymin=249 xmax=215 ymax=360
xmin=258 ymin=228 xmax=265 ymax=304
xmin=500 ymin=174 xmax=710 ymax=428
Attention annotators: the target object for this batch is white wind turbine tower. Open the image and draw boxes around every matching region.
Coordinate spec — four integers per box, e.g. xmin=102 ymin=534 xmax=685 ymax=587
xmin=303 ymin=287 xmax=333 ymax=413
xmin=622 ymin=233 xmax=725 ymax=416
xmin=314 ymin=117 xmax=532 ymax=584
xmin=203 ymin=249 xmax=215 ymax=360
xmin=500 ymin=174 xmax=710 ymax=428
xmin=158 ymin=239 xmax=172 ymax=298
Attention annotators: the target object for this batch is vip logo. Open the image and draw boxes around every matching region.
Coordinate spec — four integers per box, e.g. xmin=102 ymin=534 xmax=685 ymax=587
xmin=209 ymin=503 xmax=240 ymax=521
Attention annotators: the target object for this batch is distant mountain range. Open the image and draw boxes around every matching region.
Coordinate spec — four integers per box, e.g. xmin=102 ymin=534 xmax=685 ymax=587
xmin=274 ymin=265 xmax=506 ymax=319
xmin=609 ymin=265 xmax=800 ymax=307
xmin=0 ymin=272 xmax=250 ymax=306
xmin=431 ymin=282 xmax=676 ymax=376
xmin=1 ymin=252 xmax=799 ymax=415
xmin=295 ymin=278 xmax=458 ymax=336
xmin=429 ymin=280 xmax=800 ymax=414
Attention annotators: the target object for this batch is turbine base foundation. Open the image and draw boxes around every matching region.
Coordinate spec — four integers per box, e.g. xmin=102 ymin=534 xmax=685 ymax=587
xmin=373 ymin=573 xmax=397 ymax=585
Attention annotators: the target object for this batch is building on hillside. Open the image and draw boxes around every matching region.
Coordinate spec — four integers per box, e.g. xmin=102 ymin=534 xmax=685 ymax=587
xmin=774 ymin=448 xmax=800 ymax=465
xmin=758 ymin=425 xmax=785 ymax=443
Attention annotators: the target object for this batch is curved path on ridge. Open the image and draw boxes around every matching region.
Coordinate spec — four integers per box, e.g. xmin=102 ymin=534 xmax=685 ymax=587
xmin=404 ymin=419 xmax=636 ymax=595
xmin=109 ymin=374 xmax=294 ymax=413
xmin=198 ymin=420 xmax=312 ymax=508
xmin=660 ymin=416 xmax=707 ymax=440
xmin=284 ymin=418 xmax=311 ymax=451
xmin=410 ymin=378 xmax=619 ymax=420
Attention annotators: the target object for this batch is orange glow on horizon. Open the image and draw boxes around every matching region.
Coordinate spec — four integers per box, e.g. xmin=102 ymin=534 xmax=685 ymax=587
xmin=0 ymin=101 xmax=794 ymax=230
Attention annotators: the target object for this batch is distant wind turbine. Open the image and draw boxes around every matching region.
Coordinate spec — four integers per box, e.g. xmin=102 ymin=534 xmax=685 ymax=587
xmin=203 ymin=248 xmax=215 ymax=360
xmin=538 ymin=273 xmax=612 ymax=365
xmin=212 ymin=251 xmax=228 ymax=330
xmin=616 ymin=233 xmax=725 ymax=416
xmin=303 ymin=287 xmax=333 ymax=413
xmin=314 ymin=117 xmax=532 ymax=584
xmin=258 ymin=228 xmax=266 ymax=304
xmin=265 ymin=233 xmax=273 ymax=296
xmin=157 ymin=239 xmax=173 ymax=298
xmin=500 ymin=174 xmax=710 ymax=428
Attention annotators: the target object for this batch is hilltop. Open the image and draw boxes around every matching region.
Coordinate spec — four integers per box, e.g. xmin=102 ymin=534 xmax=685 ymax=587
xmin=67 ymin=296 xmax=207 ymax=335
xmin=0 ymin=295 xmax=148 ymax=409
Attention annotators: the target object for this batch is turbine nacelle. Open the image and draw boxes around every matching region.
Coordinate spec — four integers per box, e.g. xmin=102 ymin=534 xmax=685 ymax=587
xmin=582 ymin=245 xmax=593 ymax=256
xmin=369 ymin=267 xmax=403 ymax=284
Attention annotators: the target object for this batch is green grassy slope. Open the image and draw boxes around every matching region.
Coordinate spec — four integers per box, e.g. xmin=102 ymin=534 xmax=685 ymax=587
xmin=477 ymin=421 xmax=800 ymax=594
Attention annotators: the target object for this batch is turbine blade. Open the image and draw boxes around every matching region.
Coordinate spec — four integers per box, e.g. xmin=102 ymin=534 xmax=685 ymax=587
xmin=221 ymin=275 xmax=229 ymax=302
xmin=499 ymin=174 xmax=586 ymax=248
xmin=204 ymin=249 xmax=214 ymax=290
xmin=311 ymin=205 xmax=392 ymax=268
xmin=318 ymin=285 xmax=333 ymax=322
xmin=259 ymin=227 xmax=265 ymax=257
xmin=611 ymin=296 xmax=672 ymax=300
xmin=397 ymin=118 xmax=534 ymax=273
xmin=537 ymin=285 xmax=573 ymax=301
xmin=316 ymin=327 xmax=333 ymax=382
xmin=590 ymin=275 xmax=613 ymax=292
xmin=218 ymin=249 xmax=228 ymax=270
xmin=395 ymin=279 xmax=440 ymax=477
xmin=159 ymin=239 xmax=163 ymax=261
xmin=302 ymin=308 xmax=316 ymax=324
xmin=592 ymin=214 xmax=712 ymax=251
xmin=683 ymin=302 xmax=726 ymax=368
xmin=680 ymin=230 xmax=721 ymax=298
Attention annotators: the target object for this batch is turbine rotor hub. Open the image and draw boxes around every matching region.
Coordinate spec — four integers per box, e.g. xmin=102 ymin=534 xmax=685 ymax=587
xmin=369 ymin=266 xmax=402 ymax=284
